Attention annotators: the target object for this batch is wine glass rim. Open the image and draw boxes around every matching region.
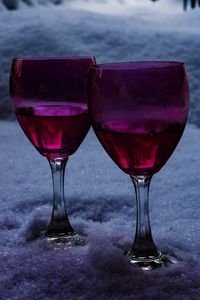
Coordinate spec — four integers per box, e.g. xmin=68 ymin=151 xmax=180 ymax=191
xmin=12 ymin=56 xmax=96 ymax=61
xmin=90 ymin=61 xmax=185 ymax=70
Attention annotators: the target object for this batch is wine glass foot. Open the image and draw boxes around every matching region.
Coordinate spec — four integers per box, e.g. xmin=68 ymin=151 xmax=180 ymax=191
xmin=127 ymin=251 xmax=179 ymax=270
xmin=45 ymin=233 xmax=86 ymax=249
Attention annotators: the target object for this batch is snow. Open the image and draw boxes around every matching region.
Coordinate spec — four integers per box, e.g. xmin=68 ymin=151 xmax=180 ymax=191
xmin=0 ymin=121 xmax=200 ymax=299
xmin=0 ymin=1 xmax=200 ymax=298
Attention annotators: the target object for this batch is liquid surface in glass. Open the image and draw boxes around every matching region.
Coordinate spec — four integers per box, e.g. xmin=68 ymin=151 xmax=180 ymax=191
xmin=95 ymin=121 xmax=185 ymax=175
xmin=16 ymin=102 xmax=90 ymax=159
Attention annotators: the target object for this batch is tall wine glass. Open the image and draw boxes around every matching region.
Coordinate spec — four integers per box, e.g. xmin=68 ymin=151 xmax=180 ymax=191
xmin=88 ymin=61 xmax=189 ymax=269
xmin=10 ymin=57 xmax=96 ymax=246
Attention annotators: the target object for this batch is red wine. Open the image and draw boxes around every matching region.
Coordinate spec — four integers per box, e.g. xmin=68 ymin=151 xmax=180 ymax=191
xmin=95 ymin=122 xmax=185 ymax=175
xmin=16 ymin=103 xmax=90 ymax=159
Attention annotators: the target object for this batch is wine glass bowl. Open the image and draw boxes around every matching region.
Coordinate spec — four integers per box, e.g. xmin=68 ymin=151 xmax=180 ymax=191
xmin=88 ymin=61 xmax=189 ymax=268
xmin=10 ymin=57 xmax=96 ymax=246
xmin=15 ymin=104 xmax=90 ymax=160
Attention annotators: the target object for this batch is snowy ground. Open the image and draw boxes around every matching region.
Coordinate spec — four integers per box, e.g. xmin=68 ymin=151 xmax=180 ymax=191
xmin=1 ymin=1 xmax=200 ymax=299
xmin=0 ymin=121 xmax=200 ymax=299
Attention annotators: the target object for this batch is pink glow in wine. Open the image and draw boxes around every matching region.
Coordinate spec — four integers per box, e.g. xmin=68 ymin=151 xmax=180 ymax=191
xmin=16 ymin=103 xmax=90 ymax=159
xmin=95 ymin=121 xmax=185 ymax=175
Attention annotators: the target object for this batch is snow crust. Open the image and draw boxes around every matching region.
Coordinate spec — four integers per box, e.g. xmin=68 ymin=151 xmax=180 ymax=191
xmin=0 ymin=121 xmax=200 ymax=299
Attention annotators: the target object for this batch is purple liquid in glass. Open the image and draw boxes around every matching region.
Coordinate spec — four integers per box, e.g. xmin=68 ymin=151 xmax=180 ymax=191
xmin=10 ymin=57 xmax=96 ymax=245
xmin=88 ymin=61 xmax=189 ymax=268
xmin=95 ymin=121 xmax=185 ymax=175
xmin=16 ymin=103 xmax=90 ymax=159
xmin=89 ymin=61 xmax=189 ymax=176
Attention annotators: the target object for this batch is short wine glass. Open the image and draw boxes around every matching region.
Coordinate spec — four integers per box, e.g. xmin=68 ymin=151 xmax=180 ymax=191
xmin=10 ymin=56 xmax=96 ymax=246
xmin=88 ymin=61 xmax=189 ymax=269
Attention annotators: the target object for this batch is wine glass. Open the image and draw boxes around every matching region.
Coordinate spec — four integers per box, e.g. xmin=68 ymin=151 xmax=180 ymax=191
xmin=10 ymin=56 xmax=96 ymax=246
xmin=88 ymin=61 xmax=189 ymax=269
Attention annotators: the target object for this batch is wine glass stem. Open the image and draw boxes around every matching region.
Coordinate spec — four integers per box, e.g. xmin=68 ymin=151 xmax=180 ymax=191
xmin=129 ymin=175 xmax=160 ymax=259
xmin=47 ymin=158 xmax=75 ymax=237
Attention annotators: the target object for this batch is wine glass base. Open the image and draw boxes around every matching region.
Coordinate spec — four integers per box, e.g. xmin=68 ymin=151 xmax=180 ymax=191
xmin=45 ymin=233 xmax=86 ymax=249
xmin=127 ymin=251 xmax=179 ymax=270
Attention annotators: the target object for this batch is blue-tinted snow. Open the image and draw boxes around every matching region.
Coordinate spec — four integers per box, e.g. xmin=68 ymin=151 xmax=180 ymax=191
xmin=0 ymin=121 xmax=200 ymax=299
